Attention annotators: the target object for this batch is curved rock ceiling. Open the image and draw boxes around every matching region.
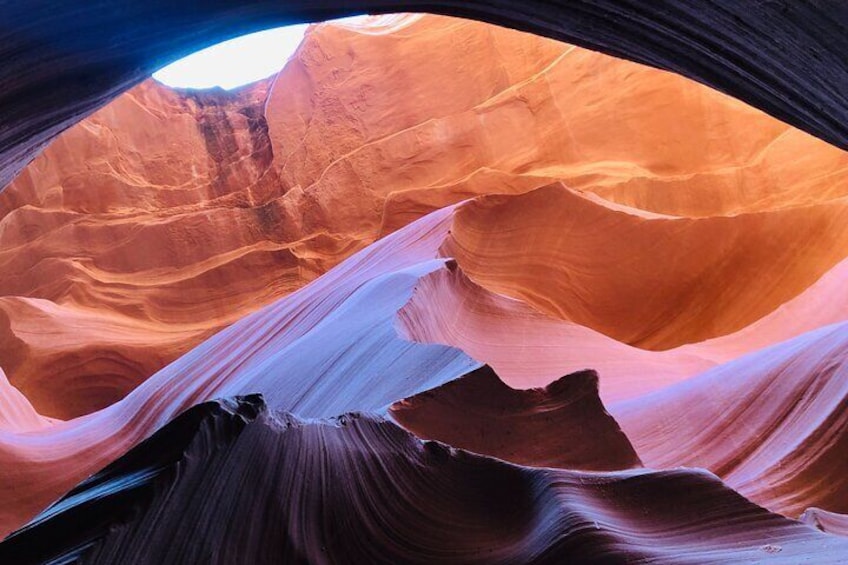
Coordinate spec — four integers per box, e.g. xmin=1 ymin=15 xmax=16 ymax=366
xmin=2 ymin=1 xmax=847 ymax=191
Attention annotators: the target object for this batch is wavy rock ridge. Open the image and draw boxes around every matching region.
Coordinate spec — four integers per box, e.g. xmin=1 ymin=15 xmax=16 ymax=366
xmin=801 ymin=508 xmax=848 ymax=537
xmin=4 ymin=395 xmax=846 ymax=565
xmin=444 ymin=184 xmax=848 ymax=350
xmin=390 ymin=365 xmax=642 ymax=471
xmin=0 ymin=205 xmax=479 ymax=536
xmin=0 ymin=185 xmax=847 ymax=540
xmin=612 ymin=321 xmax=848 ymax=518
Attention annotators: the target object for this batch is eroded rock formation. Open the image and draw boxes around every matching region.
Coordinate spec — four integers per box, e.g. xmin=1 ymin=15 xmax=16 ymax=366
xmin=1 ymin=9 xmax=848 ymax=565
xmin=390 ymin=365 xmax=642 ymax=470
xmin=3 ymin=14 xmax=848 ymax=418
xmin=612 ymin=321 xmax=848 ymax=517
xmin=4 ymin=395 xmax=847 ymax=565
xmin=801 ymin=508 xmax=848 ymax=537
xmin=0 ymin=185 xmax=846 ymax=539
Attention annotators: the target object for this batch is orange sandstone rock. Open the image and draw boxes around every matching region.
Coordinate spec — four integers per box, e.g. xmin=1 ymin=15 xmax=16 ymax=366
xmin=2 ymin=14 xmax=847 ymax=418
xmin=444 ymin=184 xmax=848 ymax=349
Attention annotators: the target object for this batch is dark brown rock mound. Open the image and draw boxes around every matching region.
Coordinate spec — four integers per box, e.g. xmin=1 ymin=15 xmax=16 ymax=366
xmin=391 ymin=365 xmax=642 ymax=471
xmin=3 ymin=394 xmax=847 ymax=564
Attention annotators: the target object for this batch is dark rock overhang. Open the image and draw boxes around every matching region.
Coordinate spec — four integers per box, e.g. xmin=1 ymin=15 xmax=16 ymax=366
xmin=1 ymin=1 xmax=847 ymax=192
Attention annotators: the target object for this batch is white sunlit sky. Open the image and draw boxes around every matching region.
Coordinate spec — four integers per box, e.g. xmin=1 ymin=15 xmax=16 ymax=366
xmin=153 ymin=25 xmax=310 ymax=90
xmin=153 ymin=15 xmax=384 ymax=90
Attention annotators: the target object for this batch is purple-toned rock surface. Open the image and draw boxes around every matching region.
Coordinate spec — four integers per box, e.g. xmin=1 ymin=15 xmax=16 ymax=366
xmin=3 ymin=395 xmax=847 ymax=564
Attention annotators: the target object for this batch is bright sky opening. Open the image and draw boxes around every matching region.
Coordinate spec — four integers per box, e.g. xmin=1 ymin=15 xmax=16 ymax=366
xmin=152 ymin=15 xmax=403 ymax=90
xmin=152 ymin=25 xmax=310 ymax=90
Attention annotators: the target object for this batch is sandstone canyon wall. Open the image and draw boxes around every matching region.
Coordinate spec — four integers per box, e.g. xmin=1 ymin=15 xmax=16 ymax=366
xmin=0 ymin=12 xmax=848 ymax=565
xmin=2 ymin=14 xmax=848 ymax=418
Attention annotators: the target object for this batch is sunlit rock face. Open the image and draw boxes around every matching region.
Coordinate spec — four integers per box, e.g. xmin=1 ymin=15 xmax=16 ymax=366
xmin=1 ymin=12 xmax=848 ymax=563
xmin=2 ymin=14 xmax=846 ymax=419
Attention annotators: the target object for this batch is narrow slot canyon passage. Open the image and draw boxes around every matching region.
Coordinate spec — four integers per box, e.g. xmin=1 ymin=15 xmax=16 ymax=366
xmin=0 ymin=7 xmax=847 ymax=564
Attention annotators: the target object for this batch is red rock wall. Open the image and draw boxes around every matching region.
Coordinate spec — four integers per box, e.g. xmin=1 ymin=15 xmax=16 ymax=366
xmin=1 ymin=14 xmax=846 ymax=419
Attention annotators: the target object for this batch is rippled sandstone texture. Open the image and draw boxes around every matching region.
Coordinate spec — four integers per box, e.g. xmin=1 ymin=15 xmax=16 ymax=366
xmin=0 ymin=191 xmax=847 ymax=541
xmin=4 ymin=395 xmax=847 ymax=565
xmin=3 ymin=14 xmax=848 ymax=418
xmin=2 ymin=7 xmax=848 ymax=564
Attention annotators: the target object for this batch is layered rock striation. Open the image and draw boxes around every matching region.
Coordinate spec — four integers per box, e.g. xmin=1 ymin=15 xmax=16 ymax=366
xmin=3 ymin=15 xmax=848 ymax=418
xmin=4 ymin=395 xmax=847 ymax=564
